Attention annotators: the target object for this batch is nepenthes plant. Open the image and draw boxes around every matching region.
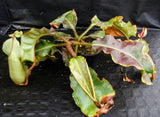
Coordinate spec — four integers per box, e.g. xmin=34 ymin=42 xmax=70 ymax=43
xmin=2 ymin=10 xmax=156 ymax=117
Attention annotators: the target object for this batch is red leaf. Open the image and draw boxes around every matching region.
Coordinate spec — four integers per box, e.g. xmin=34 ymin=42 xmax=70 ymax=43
xmin=92 ymin=35 xmax=156 ymax=85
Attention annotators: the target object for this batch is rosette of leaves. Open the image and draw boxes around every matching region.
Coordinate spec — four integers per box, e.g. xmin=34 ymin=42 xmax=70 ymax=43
xmin=2 ymin=10 xmax=156 ymax=117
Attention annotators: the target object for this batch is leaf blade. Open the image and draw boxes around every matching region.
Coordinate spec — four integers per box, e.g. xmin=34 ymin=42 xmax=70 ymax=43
xmin=21 ymin=27 xmax=49 ymax=62
xmin=91 ymin=15 xmax=137 ymax=39
xmin=50 ymin=10 xmax=77 ymax=30
xmin=69 ymin=56 xmax=96 ymax=101
xmin=2 ymin=38 xmax=23 ymax=57
xmin=91 ymin=15 xmax=111 ymax=29
xmin=69 ymin=56 xmax=115 ymax=117
xmin=70 ymin=74 xmax=98 ymax=116
xmin=3 ymin=37 xmax=28 ymax=85
xmin=35 ymin=39 xmax=56 ymax=62
xmin=88 ymin=30 xmax=106 ymax=39
xmin=92 ymin=35 xmax=156 ymax=85
xmin=8 ymin=49 xmax=27 ymax=85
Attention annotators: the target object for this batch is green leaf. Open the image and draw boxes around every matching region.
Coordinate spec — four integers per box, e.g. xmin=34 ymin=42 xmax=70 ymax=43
xmin=69 ymin=56 xmax=115 ymax=117
xmin=88 ymin=30 xmax=105 ymax=39
xmin=108 ymin=16 xmax=137 ymax=39
xmin=91 ymin=15 xmax=111 ymax=29
xmin=21 ymin=27 xmax=50 ymax=62
xmin=3 ymin=38 xmax=27 ymax=85
xmin=92 ymin=35 xmax=156 ymax=85
xmin=2 ymin=38 xmax=23 ymax=57
xmin=9 ymin=31 xmax=23 ymax=38
xmin=51 ymin=31 xmax=73 ymax=41
xmin=3 ymin=28 xmax=49 ymax=85
xmin=50 ymin=10 xmax=77 ymax=30
xmin=35 ymin=39 xmax=55 ymax=62
xmin=91 ymin=16 xmax=137 ymax=39
xmin=69 ymin=56 xmax=96 ymax=101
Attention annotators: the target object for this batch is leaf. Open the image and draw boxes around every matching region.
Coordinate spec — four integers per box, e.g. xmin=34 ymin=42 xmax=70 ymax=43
xmin=9 ymin=31 xmax=23 ymax=38
xmin=69 ymin=56 xmax=115 ymax=117
xmin=91 ymin=16 xmax=137 ymax=39
xmin=69 ymin=56 xmax=96 ymax=101
xmin=35 ymin=39 xmax=55 ymax=62
xmin=21 ymin=27 xmax=50 ymax=62
xmin=92 ymin=35 xmax=156 ymax=85
xmin=51 ymin=31 xmax=73 ymax=41
xmin=3 ymin=38 xmax=27 ymax=85
xmin=88 ymin=30 xmax=105 ymax=39
xmin=104 ymin=26 xmax=125 ymax=37
xmin=141 ymin=70 xmax=153 ymax=85
xmin=3 ymin=28 xmax=49 ymax=85
xmin=91 ymin=15 xmax=112 ymax=29
xmin=50 ymin=10 xmax=77 ymax=30
xmin=2 ymin=38 xmax=23 ymax=57
xmin=108 ymin=16 xmax=137 ymax=39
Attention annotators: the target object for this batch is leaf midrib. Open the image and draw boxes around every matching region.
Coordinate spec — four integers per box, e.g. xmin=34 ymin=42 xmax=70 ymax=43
xmin=93 ymin=43 xmax=144 ymax=70
xmin=113 ymin=24 xmax=129 ymax=39
xmin=35 ymin=45 xmax=54 ymax=53
xmin=71 ymin=58 xmax=96 ymax=102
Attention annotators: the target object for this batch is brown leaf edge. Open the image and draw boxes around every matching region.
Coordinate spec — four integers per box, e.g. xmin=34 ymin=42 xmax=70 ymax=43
xmin=70 ymin=63 xmax=116 ymax=117
xmin=93 ymin=36 xmax=156 ymax=85
xmin=92 ymin=68 xmax=116 ymax=117
xmin=105 ymin=26 xmax=125 ymax=37
xmin=93 ymin=73 xmax=116 ymax=117
xmin=95 ymin=95 xmax=115 ymax=117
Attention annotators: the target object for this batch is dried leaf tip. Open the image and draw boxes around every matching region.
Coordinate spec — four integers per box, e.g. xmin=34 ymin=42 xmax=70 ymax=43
xmin=95 ymin=95 xmax=115 ymax=117
xmin=138 ymin=27 xmax=147 ymax=38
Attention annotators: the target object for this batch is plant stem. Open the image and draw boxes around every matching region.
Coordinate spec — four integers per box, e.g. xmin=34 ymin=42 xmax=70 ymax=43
xmin=73 ymin=28 xmax=79 ymax=39
xmin=81 ymin=36 xmax=90 ymax=40
xmin=74 ymin=25 xmax=94 ymax=55
xmin=78 ymin=24 xmax=94 ymax=41
xmin=72 ymin=41 xmax=92 ymax=46
xmin=52 ymin=41 xmax=92 ymax=47
xmin=53 ymin=34 xmax=71 ymax=44
xmin=52 ymin=43 xmax=67 ymax=47
xmin=66 ymin=43 xmax=76 ymax=57
xmin=49 ymin=27 xmax=72 ymax=44
xmin=50 ymin=41 xmax=92 ymax=57
xmin=75 ymin=45 xmax=79 ymax=56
